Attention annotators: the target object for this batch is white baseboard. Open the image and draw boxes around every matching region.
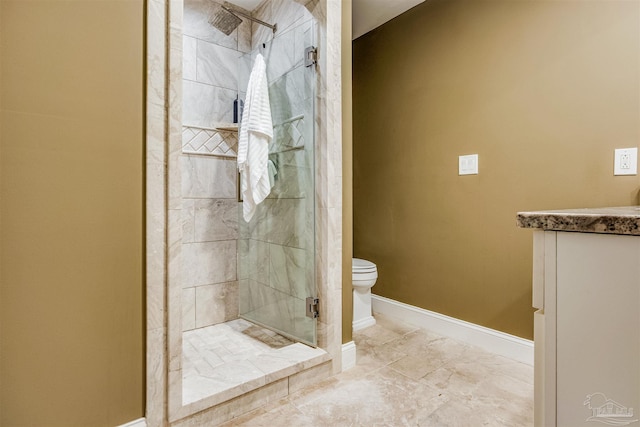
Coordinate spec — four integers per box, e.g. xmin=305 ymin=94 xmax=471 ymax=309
xmin=341 ymin=341 xmax=357 ymax=371
xmin=372 ymin=295 xmax=533 ymax=366
xmin=118 ymin=417 xmax=147 ymax=427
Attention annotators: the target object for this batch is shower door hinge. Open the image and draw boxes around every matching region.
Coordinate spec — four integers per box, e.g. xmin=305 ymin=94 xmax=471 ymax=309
xmin=305 ymin=46 xmax=317 ymax=67
xmin=306 ymin=297 xmax=320 ymax=319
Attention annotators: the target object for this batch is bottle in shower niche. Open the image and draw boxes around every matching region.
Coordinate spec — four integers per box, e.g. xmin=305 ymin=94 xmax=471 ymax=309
xmin=233 ymin=97 xmax=244 ymax=123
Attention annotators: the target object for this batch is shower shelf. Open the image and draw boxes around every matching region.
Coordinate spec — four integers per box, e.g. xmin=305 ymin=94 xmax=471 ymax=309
xmin=217 ymin=115 xmax=304 ymax=133
xmin=215 ymin=124 xmax=238 ymax=132
xmin=270 ymin=145 xmax=305 ymax=155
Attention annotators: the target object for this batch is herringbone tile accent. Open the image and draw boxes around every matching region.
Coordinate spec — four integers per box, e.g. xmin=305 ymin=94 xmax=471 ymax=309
xmin=182 ymin=126 xmax=238 ymax=157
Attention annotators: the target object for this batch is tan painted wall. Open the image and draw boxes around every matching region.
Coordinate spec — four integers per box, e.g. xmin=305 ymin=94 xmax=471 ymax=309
xmin=0 ymin=1 xmax=145 ymax=425
xmin=353 ymin=0 xmax=640 ymax=340
xmin=342 ymin=0 xmax=353 ymax=344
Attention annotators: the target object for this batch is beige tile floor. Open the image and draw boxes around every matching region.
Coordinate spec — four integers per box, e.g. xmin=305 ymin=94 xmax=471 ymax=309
xmin=221 ymin=314 xmax=534 ymax=427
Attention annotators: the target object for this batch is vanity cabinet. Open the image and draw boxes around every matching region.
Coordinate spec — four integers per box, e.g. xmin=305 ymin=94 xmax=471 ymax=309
xmin=519 ymin=208 xmax=640 ymax=427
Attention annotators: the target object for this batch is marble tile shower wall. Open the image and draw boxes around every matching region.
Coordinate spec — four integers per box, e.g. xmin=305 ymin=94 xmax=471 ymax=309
xmin=237 ymin=0 xmax=316 ymax=337
xmin=181 ymin=0 xmax=252 ymax=331
xmin=183 ymin=0 xmax=250 ymax=129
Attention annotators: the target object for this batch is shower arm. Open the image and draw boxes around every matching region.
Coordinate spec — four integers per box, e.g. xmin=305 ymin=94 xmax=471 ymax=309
xmin=221 ymin=5 xmax=277 ymax=33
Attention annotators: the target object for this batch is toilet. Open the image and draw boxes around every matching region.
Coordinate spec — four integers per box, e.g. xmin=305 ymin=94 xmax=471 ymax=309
xmin=352 ymin=258 xmax=378 ymax=331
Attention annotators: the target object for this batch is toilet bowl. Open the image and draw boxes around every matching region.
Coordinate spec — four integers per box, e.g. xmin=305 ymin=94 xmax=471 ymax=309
xmin=352 ymin=258 xmax=378 ymax=331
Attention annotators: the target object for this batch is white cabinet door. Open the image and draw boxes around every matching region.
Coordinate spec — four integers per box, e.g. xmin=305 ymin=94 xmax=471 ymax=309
xmin=556 ymin=232 xmax=640 ymax=427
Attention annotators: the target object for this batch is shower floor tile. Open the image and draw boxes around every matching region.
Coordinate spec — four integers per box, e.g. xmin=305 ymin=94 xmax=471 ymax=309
xmin=182 ymin=318 xmax=328 ymax=406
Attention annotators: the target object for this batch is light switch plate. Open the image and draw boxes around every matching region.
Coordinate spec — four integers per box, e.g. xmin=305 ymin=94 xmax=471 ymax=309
xmin=459 ymin=154 xmax=479 ymax=175
xmin=614 ymin=147 xmax=637 ymax=176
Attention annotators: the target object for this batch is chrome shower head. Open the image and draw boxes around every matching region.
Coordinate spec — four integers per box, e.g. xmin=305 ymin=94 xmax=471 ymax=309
xmin=208 ymin=2 xmax=278 ymax=36
xmin=208 ymin=3 xmax=242 ymax=35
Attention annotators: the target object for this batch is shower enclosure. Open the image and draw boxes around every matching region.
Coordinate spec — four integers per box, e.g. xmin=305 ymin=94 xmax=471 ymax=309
xmin=168 ymin=0 xmax=329 ymax=419
xmin=237 ymin=23 xmax=318 ymax=347
xmin=146 ymin=0 xmax=343 ymax=423
xmin=180 ymin=0 xmax=317 ymax=345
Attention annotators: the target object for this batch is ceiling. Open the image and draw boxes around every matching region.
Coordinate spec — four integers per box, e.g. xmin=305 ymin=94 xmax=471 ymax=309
xmin=352 ymin=0 xmax=425 ymax=39
xmin=229 ymin=0 xmax=263 ymax=10
xmin=228 ymin=0 xmax=426 ymax=40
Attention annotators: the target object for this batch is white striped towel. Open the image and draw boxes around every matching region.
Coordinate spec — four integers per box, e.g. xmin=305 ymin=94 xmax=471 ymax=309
xmin=237 ymin=53 xmax=273 ymax=222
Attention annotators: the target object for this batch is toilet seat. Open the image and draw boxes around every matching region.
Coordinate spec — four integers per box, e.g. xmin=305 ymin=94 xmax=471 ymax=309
xmin=352 ymin=258 xmax=378 ymax=286
xmin=353 ymin=258 xmax=376 ymax=272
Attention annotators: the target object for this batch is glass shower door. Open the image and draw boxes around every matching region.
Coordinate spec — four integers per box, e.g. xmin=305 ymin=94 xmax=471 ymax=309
xmin=237 ymin=21 xmax=317 ymax=346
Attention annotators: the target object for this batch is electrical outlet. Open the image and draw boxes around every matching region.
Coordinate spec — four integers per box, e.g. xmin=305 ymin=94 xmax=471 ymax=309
xmin=621 ymin=152 xmax=631 ymax=169
xmin=614 ymin=148 xmax=637 ymax=176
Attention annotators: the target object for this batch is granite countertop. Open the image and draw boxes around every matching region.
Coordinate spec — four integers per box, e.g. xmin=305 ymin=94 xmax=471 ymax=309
xmin=517 ymin=206 xmax=640 ymax=235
